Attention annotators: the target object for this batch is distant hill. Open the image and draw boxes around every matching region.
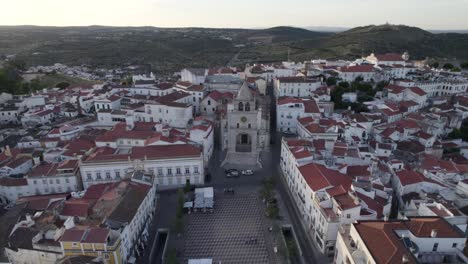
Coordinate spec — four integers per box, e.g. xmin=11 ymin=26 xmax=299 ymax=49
xmin=243 ymin=24 xmax=468 ymax=63
xmin=320 ymin=24 xmax=468 ymax=59
xmin=1 ymin=24 xmax=467 ymax=73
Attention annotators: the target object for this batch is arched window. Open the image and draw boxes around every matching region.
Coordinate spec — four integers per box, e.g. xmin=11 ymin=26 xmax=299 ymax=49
xmin=245 ymin=102 xmax=250 ymax=111
xmin=238 ymin=102 xmax=244 ymax=111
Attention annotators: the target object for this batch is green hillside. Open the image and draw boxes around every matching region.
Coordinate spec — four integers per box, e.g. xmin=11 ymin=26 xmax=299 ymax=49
xmin=1 ymin=24 xmax=467 ymax=73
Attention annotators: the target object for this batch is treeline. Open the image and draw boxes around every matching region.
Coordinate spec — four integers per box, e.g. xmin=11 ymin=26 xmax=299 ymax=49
xmin=0 ymin=60 xmax=68 ymax=95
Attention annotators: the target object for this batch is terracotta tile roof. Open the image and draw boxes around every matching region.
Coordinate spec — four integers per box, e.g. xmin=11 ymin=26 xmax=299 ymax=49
xmin=347 ymin=165 xmax=371 ymax=178
xmin=298 ymin=163 xmax=352 ymax=192
xmin=334 ymin=193 xmax=359 ymax=210
xmin=29 ymin=163 xmax=59 ymax=178
xmin=325 ymin=185 xmax=347 ymax=197
xmin=338 ymin=65 xmax=374 ymax=73
xmin=155 ymin=82 xmax=174 ymax=90
xmin=156 ymin=91 xmax=191 ymax=104
xmin=375 ymin=53 xmax=404 ymax=61
xmin=406 ymin=217 xmax=463 ymax=238
xmin=356 ymin=192 xmax=385 ymax=218
xmin=354 ymin=221 xmax=418 ymax=264
xmin=385 ymin=84 xmax=405 ymax=94
xmin=0 ymin=177 xmax=28 ymax=187
xmin=81 ymin=228 xmax=110 ymax=244
xmin=396 ymin=170 xmax=445 ymax=187
xmin=84 ymin=144 xmax=201 ymax=163
xmin=298 ymin=116 xmax=314 ymax=125
xmin=60 ymin=229 xmax=86 ymax=242
xmin=61 ymin=202 xmax=91 ymax=218
xmin=284 ymin=138 xmax=313 ymax=147
xmin=187 ymin=85 xmax=204 ymax=92
xmin=277 ymin=96 xmax=302 ymax=105
xmin=276 ymin=76 xmax=317 ymax=83
xmin=3 ymin=157 xmax=31 ymax=169
xmin=305 ymin=123 xmax=326 ymax=134
xmin=290 ymin=147 xmax=312 ymax=159
xmin=303 ymin=100 xmax=320 ymax=114
xmin=408 ymin=86 xmax=427 ymax=96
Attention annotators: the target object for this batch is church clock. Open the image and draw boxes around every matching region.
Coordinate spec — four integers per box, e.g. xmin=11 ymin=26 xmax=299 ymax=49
xmin=240 ymin=116 xmax=247 ymax=123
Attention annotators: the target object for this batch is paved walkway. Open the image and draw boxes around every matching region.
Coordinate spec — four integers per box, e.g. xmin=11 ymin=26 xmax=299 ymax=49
xmin=182 ymin=190 xmax=278 ymax=263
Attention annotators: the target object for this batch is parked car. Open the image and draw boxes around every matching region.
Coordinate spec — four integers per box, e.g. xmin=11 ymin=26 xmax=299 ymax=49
xmin=225 ymin=169 xmax=237 ymax=174
xmin=242 ymin=170 xmax=254 ymax=176
xmin=230 ymin=170 xmax=240 ymax=177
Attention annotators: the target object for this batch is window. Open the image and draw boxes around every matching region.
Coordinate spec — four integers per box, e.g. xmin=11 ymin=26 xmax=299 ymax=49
xmin=208 ymin=100 xmax=211 ymax=105
xmin=167 ymin=168 xmax=172 ymax=175
xmin=452 ymin=243 xmax=458 ymax=248
xmin=33 ymin=180 xmax=37 ymax=184
xmin=105 ymin=171 xmax=111 ymax=179
xmin=176 ymin=167 xmax=181 ymax=175
xmin=432 ymin=243 xmax=438 ymax=252
xmin=245 ymin=102 xmax=250 ymax=111
xmin=194 ymin=166 xmax=199 ymax=174
xmin=115 ymin=171 xmax=121 ymax=179
xmin=96 ymin=172 xmax=102 ymax=180
xmin=56 ymin=179 xmax=60 ymax=184
xmin=157 ymin=168 xmax=163 ymax=176
xmin=65 ymin=178 xmax=70 ymax=183
xmin=86 ymin=173 xmax=92 ymax=181
xmin=346 ymin=214 xmax=351 ymax=219
xmin=49 ymin=179 xmax=53 ymax=184
xmin=248 ymin=124 xmax=251 ymax=128
xmin=72 ymin=242 xmax=78 ymax=248
xmin=237 ymin=123 xmax=239 ymax=128
xmin=185 ymin=167 xmax=190 ymax=175
xmin=238 ymin=102 xmax=243 ymax=111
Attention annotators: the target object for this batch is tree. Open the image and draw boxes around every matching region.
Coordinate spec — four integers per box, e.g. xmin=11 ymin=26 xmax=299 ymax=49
xmin=176 ymin=189 xmax=185 ymax=218
xmin=430 ymin=62 xmax=439 ymax=69
xmin=452 ymin=67 xmax=461 ymax=72
xmin=265 ymin=204 xmax=279 ymax=218
xmin=461 ymin=62 xmax=468 ymax=69
xmin=338 ymin=81 xmax=350 ymax=88
xmin=184 ymin=181 xmax=191 ymax=193
xmin=326 ymin=77 xmax=337 ymax=86
xmin=354 ymin=76 xmax=364 ymax=83
xmin=443 ymin=63 xmax=454 ymax=70
xmin=55 ymin=81 xmax=70 ymax=89
xmin=166 ymin=248 xmax=179 ymax=264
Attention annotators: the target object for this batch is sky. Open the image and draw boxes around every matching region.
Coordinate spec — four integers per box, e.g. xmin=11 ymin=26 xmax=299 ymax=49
xmin=1 ymin=0 xmax=468 ymax=30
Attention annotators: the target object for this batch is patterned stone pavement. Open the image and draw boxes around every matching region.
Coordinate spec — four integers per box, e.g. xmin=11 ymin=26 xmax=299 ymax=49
xmin=183 ymin=190 xmax=281 ymax=264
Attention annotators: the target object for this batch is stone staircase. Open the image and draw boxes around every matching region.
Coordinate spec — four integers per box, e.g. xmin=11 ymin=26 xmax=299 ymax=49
xmin=221 ymin=152 xmax=262 ymax=170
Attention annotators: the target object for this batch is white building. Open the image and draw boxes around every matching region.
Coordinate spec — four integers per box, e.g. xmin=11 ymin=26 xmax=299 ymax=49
xmin=366 ymin=52 xmax=408 ymax=66
xmin=0 ymin=105 xmax=20 ymax=124
xmin=26 ymin=160 xmax=81 ymax=196
xmin=181 ymin=68 xmax=208 ymax=85
xmin=335 ymin=65 xmax=376 ymax=83
xmin=335 ymin=217 xmax=466 ymax=264
xmin=276 ymin=97 xmax=321 ymax=133
xmin=273 ymin=76 xmax=322 ymax=98
xmin=80 ymin=144 xmax=204 ymax=189
xmin=280 ymin=139 xmax=391 ymax=255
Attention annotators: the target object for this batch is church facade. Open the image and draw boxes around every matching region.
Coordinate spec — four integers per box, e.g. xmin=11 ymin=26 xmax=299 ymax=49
xmin=221 ymin=81 xmax=270 ymax=168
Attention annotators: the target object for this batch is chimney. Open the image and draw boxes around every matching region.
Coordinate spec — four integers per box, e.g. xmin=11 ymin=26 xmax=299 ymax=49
xmin=384 ymin=215 xmax=389 ymax=221
xmin=4 ymin=145 xmax=11 ymax=157
xmin=162 ymin=128 xmax=170 ymax=137
xmin=402 ymin=254 xmax=409 ymax=263
xmin=430 ymin=229 xmax=437 ymax=238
